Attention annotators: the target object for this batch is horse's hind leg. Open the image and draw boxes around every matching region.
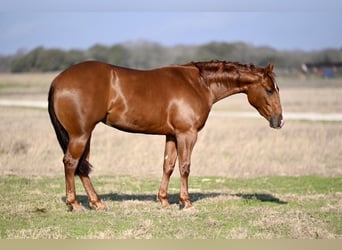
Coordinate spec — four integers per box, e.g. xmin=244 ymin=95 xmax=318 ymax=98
xmin=63 ymin=133 xmax=91 ymax=212
xmin=64 ymin=133 xmax=105 ymax=211
xmin=79 ymin=175 xmax=105 ymax=210
xmin=78 ymin=136 xmax=106 ymax=210
xmin=63 ymin=133 xmax=101 ymax=211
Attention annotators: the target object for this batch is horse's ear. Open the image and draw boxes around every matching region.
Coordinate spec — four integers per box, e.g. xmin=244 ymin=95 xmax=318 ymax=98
xmin=265 ymin=64 xmax=274 ymax=73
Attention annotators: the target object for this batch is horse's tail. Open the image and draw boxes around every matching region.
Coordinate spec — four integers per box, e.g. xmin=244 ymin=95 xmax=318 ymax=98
xmin=48 ymin=82 xmax=92 ymax=176
xmin=48 ymin=84 xmax=69 ymax=154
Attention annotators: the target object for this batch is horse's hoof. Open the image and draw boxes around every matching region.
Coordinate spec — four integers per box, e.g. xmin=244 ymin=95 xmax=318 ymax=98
xmin=70 ymin=205 xmax=87 ymax=213
xmin=161 ymin=205 xmax=171 ymax=211
xmin=158 ymin=198 xmax=170 ymax=209
xmin=89 ymin=202 xmax=107 ymax=211
xmin=179 ymin=204 xmax=193 ymax=210
xmin=184 ymin=205 xmax=195 ymax=210
xmin=96 ymin=205 xmax=108 ymax=212
xmin=179 ymin=199 xmax=192 ymax=210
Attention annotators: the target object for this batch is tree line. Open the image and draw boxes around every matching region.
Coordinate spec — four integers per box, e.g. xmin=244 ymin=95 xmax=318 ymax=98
xmin=0 ymin=41 xmax=341 ymax=73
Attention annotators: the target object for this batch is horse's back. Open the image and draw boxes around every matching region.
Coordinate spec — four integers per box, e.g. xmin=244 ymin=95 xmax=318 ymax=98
xmin=52 ymin=61 xmax=113 ymax=88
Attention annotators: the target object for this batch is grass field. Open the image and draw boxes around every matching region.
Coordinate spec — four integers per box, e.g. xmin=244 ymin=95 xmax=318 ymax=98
xmin=0 ymin=73 xmax=341 ymax=239
xmin=0 ymin=175 xmax=341 ymax=239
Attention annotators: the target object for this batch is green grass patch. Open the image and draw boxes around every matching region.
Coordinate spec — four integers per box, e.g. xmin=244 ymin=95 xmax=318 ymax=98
xmin=0 ymin=175 xmax=341 ymax=239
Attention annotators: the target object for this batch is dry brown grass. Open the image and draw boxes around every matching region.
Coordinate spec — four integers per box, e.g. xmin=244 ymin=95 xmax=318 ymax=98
xmin=0 ymin=72 xmax=56 ymax=100
xmin=0 ymin=106 xmax=341 ymax=178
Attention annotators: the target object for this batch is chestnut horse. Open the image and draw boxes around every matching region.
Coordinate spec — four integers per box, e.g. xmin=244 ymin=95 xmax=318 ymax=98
xmin=48 ymin=60 xmax=283 ymax=211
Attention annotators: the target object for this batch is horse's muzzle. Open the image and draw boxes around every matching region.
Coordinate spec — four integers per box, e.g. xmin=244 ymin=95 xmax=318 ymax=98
xmin=270 ymin=115 xmax=284 ymax=129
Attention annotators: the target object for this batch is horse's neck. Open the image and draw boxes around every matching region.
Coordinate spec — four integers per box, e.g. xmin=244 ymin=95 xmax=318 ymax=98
xmin=207 ymin=75 xmax=246 ymax=103
xmin=192 ymin=61 xmax=260 ymax=104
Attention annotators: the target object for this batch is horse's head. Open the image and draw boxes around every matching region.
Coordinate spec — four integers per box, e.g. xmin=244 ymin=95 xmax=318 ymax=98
xmin=245 ymin=64 xmax=284 ymax=129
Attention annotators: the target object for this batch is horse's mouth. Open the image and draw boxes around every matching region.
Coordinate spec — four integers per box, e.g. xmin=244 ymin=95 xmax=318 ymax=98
xmin=269 ymin=115 xmax=284 ymax=129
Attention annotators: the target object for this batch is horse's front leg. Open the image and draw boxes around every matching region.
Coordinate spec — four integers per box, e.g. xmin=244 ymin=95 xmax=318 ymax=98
xmin=158 ymin=135 xmax=178 ymax=208
xmin=176 ymin=130 xmax=197 ymax=208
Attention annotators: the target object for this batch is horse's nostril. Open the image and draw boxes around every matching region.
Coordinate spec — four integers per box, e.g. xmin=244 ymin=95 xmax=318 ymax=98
xmin=270 ymin=116 xmax=283 ymax=129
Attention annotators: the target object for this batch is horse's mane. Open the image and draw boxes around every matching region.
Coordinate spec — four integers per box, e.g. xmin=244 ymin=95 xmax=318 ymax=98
xmin=185 ymin=60 xmax=276 ymax=85
xmin=187 ymin=60 xmax=260 ymax=72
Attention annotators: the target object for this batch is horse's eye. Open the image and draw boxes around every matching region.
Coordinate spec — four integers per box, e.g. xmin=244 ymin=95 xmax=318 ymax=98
xmin=266 ymin=89 xmax=274 ymax=95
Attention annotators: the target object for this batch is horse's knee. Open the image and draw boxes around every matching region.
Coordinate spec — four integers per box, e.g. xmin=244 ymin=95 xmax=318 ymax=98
xmin=164 ymin=155 xmax=177 ymax=176
xmin=164 ymin=162 xmax=175 ymax=175
xmin=179 ymin=162 xmax=190 ymax=177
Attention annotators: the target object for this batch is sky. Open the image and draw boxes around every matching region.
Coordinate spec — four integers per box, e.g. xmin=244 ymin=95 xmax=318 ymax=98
xmin=0 ymin=0 xmax=341 ymax=55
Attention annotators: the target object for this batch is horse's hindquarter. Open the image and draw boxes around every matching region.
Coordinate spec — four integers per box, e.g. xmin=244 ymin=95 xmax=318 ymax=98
xmin=105 ymin=65 xmax=212 ymax=135
xmin=52 ymin=61 xmax=114 ymax=134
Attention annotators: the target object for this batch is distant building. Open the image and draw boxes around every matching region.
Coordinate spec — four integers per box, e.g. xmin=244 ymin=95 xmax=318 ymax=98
xmin=302 ymin=62 xmax=342 ymax=78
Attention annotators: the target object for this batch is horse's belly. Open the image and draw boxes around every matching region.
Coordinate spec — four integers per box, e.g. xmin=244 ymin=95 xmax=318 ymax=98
xmin=104 ymin=110 xmax=173 ymax=135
